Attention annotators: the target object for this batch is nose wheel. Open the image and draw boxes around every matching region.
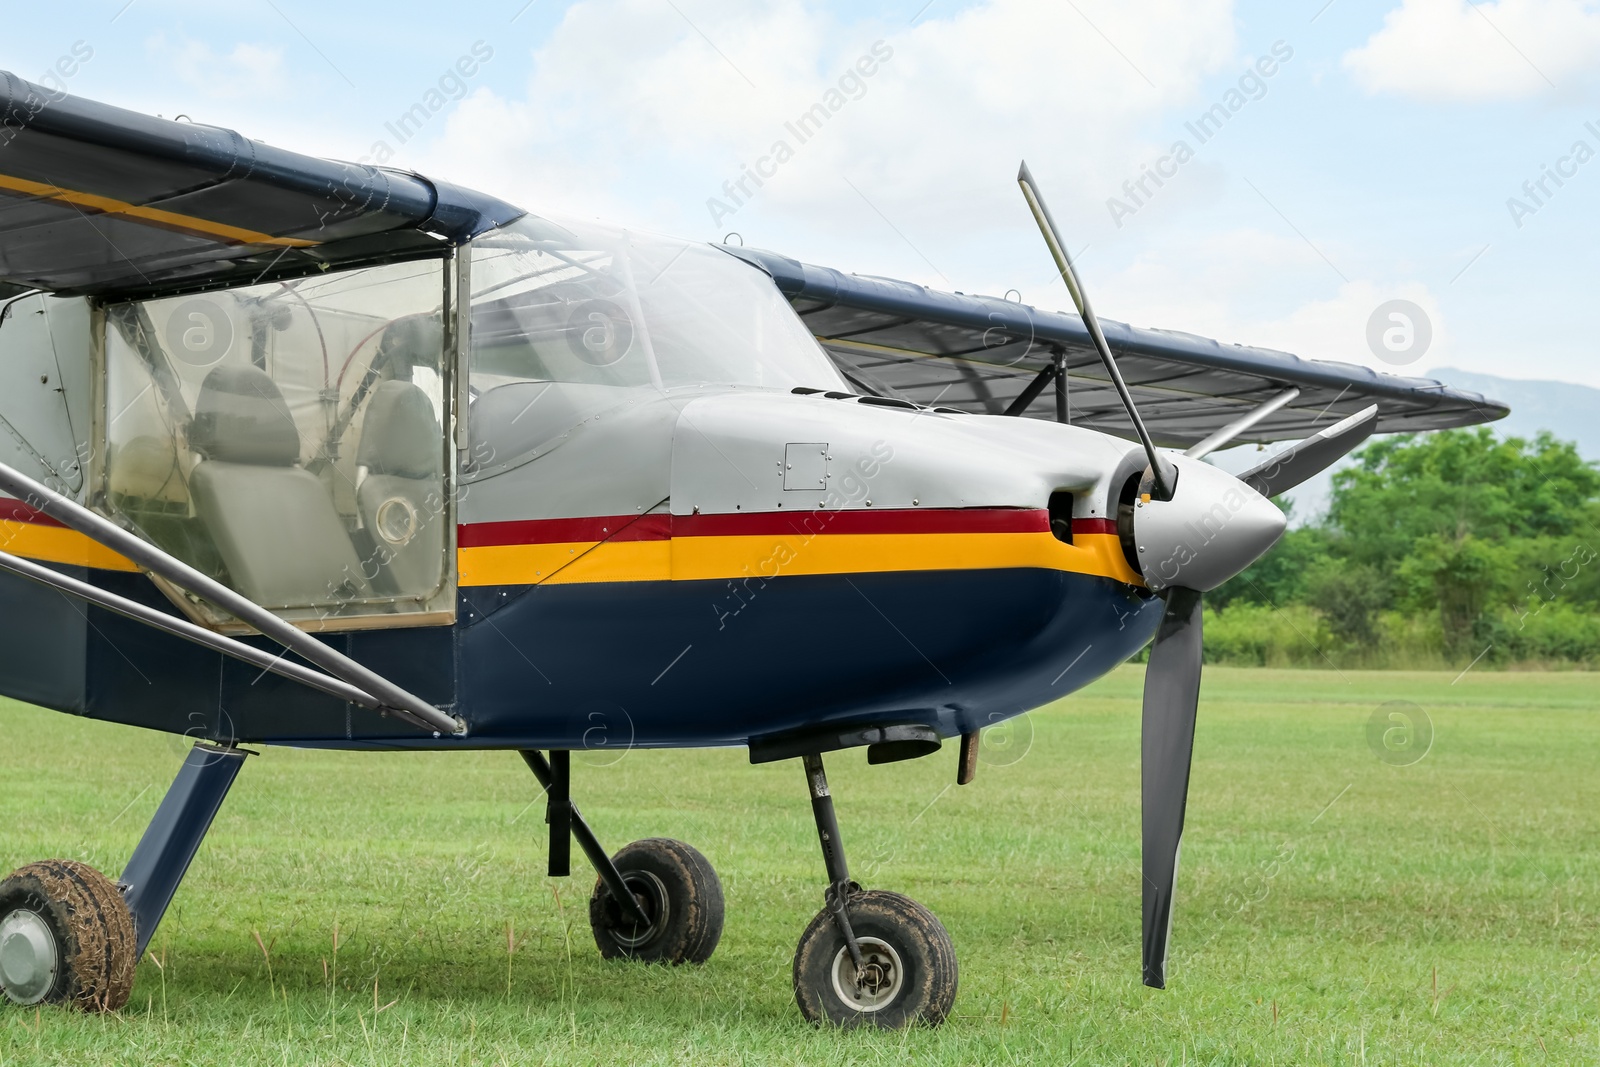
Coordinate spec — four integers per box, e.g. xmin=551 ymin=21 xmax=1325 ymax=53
xmin=790 ymin=754 xmax=957 ymax=1028
xmin=794 ymin=889 xmax=956 ymax=1028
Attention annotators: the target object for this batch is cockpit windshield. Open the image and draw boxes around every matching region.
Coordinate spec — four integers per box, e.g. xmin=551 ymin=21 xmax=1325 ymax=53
xmin=470 ymin=215 xmax=846 ymax=394
xmin=465 ymin=215 xmax=847 ymax=478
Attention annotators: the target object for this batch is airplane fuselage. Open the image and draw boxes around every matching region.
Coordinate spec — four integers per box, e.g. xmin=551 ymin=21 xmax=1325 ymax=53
xmin=0 ymin=385 xmax=1162 ymax=751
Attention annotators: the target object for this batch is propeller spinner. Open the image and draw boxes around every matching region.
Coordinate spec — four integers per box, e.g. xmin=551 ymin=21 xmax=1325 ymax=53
xmin=1016 ymin=161 xmax=1378 ymax=989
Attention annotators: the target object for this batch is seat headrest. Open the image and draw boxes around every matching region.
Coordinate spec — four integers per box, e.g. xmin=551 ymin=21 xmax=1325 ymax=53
xmin=376 ymin=315 xmax=443 ymax=378
xmin=357 ymin=380 xmax=441 ymax=478
xmin=189 ymin=365 xmax=301 ymax=466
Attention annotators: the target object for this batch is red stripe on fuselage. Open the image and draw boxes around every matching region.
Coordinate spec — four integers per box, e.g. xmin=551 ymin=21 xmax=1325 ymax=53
xmin=674 ymin=507 xmax=1049 ymax=538
xmin=457 ymin=513 xmax=670 ymax=548
xmin=0 ymin=500 xmax=64 ymax=528
xmin=3 ymin=497 xmax=1117 ymax=549
xmin=457 ymin=507 xmax=1057 ymax=548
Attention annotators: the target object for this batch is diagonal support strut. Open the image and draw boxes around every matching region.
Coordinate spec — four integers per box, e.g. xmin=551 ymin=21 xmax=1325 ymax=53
xmin=519 ymin=750 xmax=650 ymax=926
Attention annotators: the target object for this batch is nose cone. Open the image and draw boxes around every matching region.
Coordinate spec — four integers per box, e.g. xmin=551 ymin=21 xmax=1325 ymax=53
xmin=1131 ymin=454 xmax=1287 ymax=592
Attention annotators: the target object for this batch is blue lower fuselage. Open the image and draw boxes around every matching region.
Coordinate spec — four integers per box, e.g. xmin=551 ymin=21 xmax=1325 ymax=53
xmin=0 ymin=562 xmax=1159 ymax=751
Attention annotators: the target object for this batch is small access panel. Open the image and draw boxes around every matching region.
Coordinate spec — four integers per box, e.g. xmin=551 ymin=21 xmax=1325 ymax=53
xmin=783 ymin=442 xmax=829 ymax=491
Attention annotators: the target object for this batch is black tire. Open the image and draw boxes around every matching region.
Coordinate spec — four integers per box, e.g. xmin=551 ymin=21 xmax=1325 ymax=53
xmin=793 ymin=889 xmax=957 ymax=1029
xmin=588 ymin=838 xmax=723 ymax=964
xmin=0 ymin=860 xmax=136 ymax=1013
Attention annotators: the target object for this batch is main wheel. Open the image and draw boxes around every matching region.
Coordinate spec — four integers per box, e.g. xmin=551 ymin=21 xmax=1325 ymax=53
xmin=793 ymin=889 xmax=957 ymax=1029
xmin=588 ymin=838 xmax=723 ymax=964
xmin=0 ymin=860 xmax=136 ymax=1012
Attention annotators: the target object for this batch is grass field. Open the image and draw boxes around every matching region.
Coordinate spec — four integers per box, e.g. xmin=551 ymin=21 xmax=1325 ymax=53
xmin=0 ymin=666 xmax=1596 ymax=1065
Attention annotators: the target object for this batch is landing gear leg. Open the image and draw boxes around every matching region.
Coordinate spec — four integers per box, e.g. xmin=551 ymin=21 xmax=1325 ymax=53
xmin=802 ymin=754 xmax=864 ymax=972
xmin=122 ymin=744 xmax=249 ymax=958
xmin=0 ymin=743 xmax=246 ymax=1012
xmin=791 ymin=752 xmax=958 ymax=1029
xmin=520 ymin=751 xmax=723 ymax=964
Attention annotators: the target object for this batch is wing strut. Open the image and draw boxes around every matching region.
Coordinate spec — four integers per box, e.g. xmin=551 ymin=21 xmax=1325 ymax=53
xmin=0 ymin=458 xmax=463 ymax=736
xmin=1184 ymin=388 xmax=1301 ymax=459
xmin=1238 ymin=404 xmax=1379 ymax=498
xmin=1002 ymin=360 xmax=1059 ymax=416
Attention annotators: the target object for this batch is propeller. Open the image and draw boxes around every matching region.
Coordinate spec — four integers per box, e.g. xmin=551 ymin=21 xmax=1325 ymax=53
xmin=1017 ymin=161 xmax=1176 ymax=501
xmin=1125 ymin=451 xmax=1291 ymax=989
xmin=1141 ymin=585 xmax=1202 ymax=988
xmin=1016 ymin=161 xmax=1380 ymax=990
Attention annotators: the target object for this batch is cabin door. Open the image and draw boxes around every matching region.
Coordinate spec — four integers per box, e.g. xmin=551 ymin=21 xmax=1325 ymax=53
xmin=98 ymin=255 xmax=459 ymax=631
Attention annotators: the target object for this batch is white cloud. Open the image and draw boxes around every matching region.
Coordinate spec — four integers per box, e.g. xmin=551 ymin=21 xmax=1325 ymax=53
xmin=1343 ymin=0 xmax=1600 ymax=101
xmin=1225 ymin=278 xmax=1448 ymax=374
xmin=1093 ymin=228 xmax=1449 ymax=374
xmin=147 ymin=34 xmax=286 ymax=100
xmin=416 ymin=0 xmax=1239 ymax=240
xmin=1100 ymin=235 xmax=1452 ymax=525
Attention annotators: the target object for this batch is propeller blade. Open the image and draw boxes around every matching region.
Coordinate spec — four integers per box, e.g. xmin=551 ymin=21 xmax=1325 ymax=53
xmin=1016 ymin=160 xmax=1176 ymax=500
xmin=1142 ymin=585 xmax=1204 ymax=990
xmin=1238 ymin=404 xmax=1379 ymax=498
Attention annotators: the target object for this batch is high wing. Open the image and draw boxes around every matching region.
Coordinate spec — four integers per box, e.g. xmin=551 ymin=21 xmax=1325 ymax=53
xmin=0 ymin=72 xmax=520 ymax=299
xmin=725 ymin=246 xmax=1506 ymax=449
xmin=0 ymin=70 xmax=1507 ymax=448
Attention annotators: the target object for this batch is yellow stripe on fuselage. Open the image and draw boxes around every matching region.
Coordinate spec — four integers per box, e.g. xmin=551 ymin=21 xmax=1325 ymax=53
xmin=455 ymin=531 xmax=1141 ymax=588
xmin=0 ymin=523 xmax=1143 ymax=590
xmin=457 ymin=539 xmax=673 ymax=587
xmin=0 ymin=520 xmax=140 ymax=572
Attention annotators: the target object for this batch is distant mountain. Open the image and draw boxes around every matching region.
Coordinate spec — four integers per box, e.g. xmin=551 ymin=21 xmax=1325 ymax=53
xmin=1428 ymin=368 xmax=1600 ymax=462
xmin=1208 ymin=368 xmax=1599 ymax=526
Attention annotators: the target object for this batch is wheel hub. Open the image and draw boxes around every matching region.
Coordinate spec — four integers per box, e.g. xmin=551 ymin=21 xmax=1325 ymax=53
xmin=0 ymin=909 xmax=58 ymax=1005
xmin=608 ymin=870 xmax=669 ymax=949
xmin=830 ymin=936 xmax=904 ymax=1012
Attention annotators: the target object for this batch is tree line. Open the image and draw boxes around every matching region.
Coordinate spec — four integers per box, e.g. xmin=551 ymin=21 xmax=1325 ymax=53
xmin=1205 ymin=427 xmax=1600 ymax=668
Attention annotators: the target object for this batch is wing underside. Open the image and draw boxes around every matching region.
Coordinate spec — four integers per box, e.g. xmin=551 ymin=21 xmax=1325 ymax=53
xmin=0 ymin=72 xmax=519 ymax=299
xmin=726 ymin=246 xmax=1507 ymax=449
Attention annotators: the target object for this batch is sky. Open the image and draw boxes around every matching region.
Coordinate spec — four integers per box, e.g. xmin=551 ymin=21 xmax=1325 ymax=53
xmin=5 ymin=0 xmax=1599 ymax=393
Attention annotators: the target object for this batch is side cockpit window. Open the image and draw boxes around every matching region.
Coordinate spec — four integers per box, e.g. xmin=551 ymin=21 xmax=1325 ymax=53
xmin=102 ymin=257 xmax=456 ymax=631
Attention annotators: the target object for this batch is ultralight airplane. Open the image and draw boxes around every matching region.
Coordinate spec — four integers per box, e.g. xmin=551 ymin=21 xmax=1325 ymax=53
xmin=0 ymin=72 xmax=1505 ymax=1027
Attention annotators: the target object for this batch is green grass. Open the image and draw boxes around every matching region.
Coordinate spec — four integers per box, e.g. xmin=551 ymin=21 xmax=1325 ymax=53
xmin=1 ymin=666 xmax=1597 ymax=1065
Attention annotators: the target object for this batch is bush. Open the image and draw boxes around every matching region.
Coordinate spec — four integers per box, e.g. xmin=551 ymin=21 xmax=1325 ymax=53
xmin=1305 ymin=560 xmax=1387 ymax=646
xmin=1486 ymin=603 xmax=1600 ymax=666
xmin=1202 ymin=600 xmax=1600 ymax=670
xmin=1203 ymin=604 xmax=1334 ymax=667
